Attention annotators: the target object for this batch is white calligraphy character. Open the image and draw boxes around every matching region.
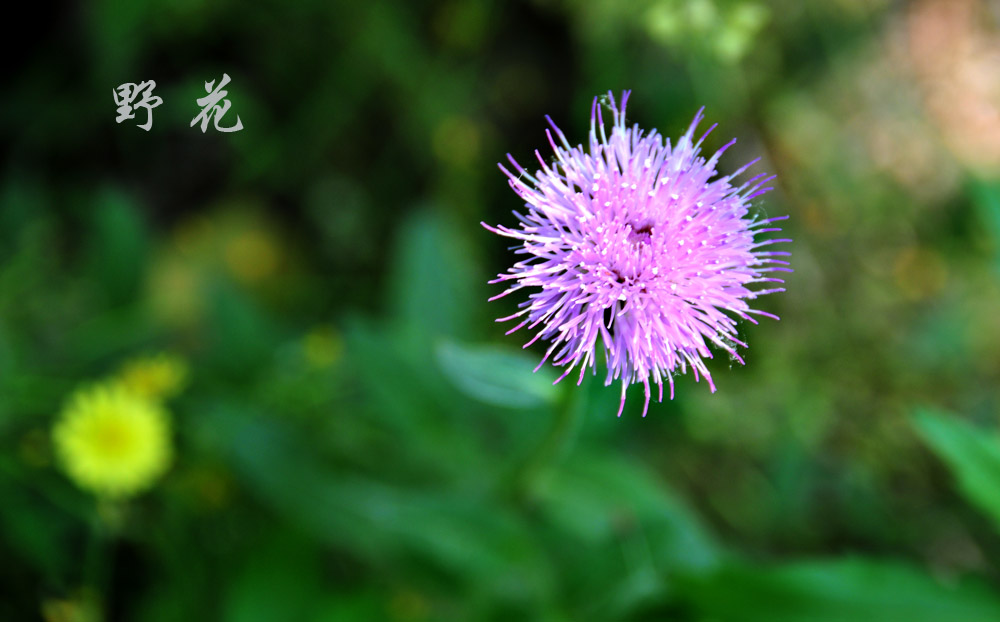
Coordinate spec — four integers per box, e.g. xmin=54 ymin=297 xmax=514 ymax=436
xmin=190 ymin=73 xmax=244 ymax=133
xmin=113 ymin=81 xmax=162 ymax=131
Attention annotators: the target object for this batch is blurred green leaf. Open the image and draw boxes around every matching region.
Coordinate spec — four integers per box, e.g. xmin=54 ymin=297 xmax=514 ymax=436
xmin=0 ymin=177 xmax=45 ymax=253
xmin=224 ymin=530 xmax=325 ymax=622
xmin=538 ymin=452 xmax=720 ymax=575
xmin=344 ymin=319 xmax=494 ymax=482
xmin=386 ymin=210 xmax=481 ymax=342
xmin=204 ymin=278 xmax=279 ymax=379
xmin=913 ymin=409 xmax=1000 ymax=529
xmin=0 ymin=459 xmax=87 ymax=581
xmin=435 ymin=339 xmax=558 ymax=409
xmin=85 ymin=188 xmax=149 ymax=304
xmin=312 ymin=591 xmax=388 ymax=622
xmin=199 ymin=406 xmax=552 ymax=599
xmin=680 ymin=557 xmax=1000 ymax=622
xmin=0 ymin=482 xmax=70 ymax=579
xmin=68 ymin=305 xmax=156 ymax=364
xmin=969 ymin=178 xmax=1000 ymax=271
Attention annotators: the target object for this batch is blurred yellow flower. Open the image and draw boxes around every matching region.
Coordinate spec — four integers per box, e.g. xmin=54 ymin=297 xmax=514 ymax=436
xmin=52 ymin=384 xmax=172 ymax=499
xmin=41 ymin=590 xmax=101 ymax=622
xmin=117 ymin=353 xmax=188 ymax=401
xmin=303 ymin=326 xmax=343 ymax=369
xmin=223 ymin=228 xmax=280 ymax=285
xmin=147 ymin=258 xmax=204 ymax=328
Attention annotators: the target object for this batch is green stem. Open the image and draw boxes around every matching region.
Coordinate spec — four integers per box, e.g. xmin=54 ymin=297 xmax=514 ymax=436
xmin=83 ymin=500 xmax=119 ymax=615
xmin=508 ymin=383 xmax=583 ymax=500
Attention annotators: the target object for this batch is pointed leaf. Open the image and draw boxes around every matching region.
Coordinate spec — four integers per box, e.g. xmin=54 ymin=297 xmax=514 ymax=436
xmin=914 ymin=408 xmax=1000 ymax=529
xmin=436 ymin=340 xmax=558 ymax=409
xmin=682 ymin=558 xmax=1000 ymax=622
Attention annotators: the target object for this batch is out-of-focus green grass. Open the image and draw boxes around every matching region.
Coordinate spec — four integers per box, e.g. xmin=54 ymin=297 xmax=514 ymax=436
xmin=4 ymin=0 xmax=1000 ymax=620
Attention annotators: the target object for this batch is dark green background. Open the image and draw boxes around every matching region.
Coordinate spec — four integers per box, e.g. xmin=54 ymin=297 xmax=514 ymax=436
xmin=4 ymin=0 xmax=1000 ymax=620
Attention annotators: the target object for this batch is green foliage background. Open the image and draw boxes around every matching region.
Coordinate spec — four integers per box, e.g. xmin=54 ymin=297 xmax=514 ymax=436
xmin=4 ymin=0 xmax=1000 ymax=619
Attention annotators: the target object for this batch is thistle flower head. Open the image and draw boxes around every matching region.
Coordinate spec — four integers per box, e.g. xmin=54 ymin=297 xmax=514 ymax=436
xmin=484 ymin=91 xmax=790 ymax=416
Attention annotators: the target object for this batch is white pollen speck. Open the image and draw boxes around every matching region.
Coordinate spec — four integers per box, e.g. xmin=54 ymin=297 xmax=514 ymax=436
xmin=604 ymin=201 xmax=611 ymax=207
xmin=591 ymin=183 xmax=599 ymax=192
xmin=685 ymin=215 xmax=693 ymax=222
xmin=670 ymin=283 xmax=677 ymax=291
xmin=618 ymin=292 xmax=627 ymax=301
xmin=630 ymin=184 xmax=636 ymax=190
xmin=644 ymin=158 xmax=652 ymax=168
xmin=678 ymin=239 xmax=685 ymax=246
xmin=671 ymin=193 xmax=679 ymax=200
xmin=647 ymin=191 xmax=656 ymax=197
xmin=687 ymin=249 xmax=692 ymax=255
xmin=652 ymin=267 xmax=659 ymax=274
xmin=696 ymin=201 xmax=703 ymax=207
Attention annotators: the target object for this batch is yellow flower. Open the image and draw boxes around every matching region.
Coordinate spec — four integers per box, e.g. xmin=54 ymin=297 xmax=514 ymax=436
xmin=117 ymin=353 xmax=188 ymax=401
xmin=41 ymin=590 xmax=101 ymax=622
xmin=52 ymin=384 xmax=172 ymax=499
xmin=303 ymin=326 xmax=343 ymax=369
xmin=223 ymin=228 xmax=281 ymax=285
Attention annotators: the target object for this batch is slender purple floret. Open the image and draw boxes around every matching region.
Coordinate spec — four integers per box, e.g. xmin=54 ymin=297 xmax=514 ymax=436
xmin=483 ymin=91 xmax=791 ymax=417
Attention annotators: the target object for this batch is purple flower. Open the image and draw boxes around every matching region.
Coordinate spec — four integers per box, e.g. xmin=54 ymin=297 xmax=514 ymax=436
xmin=483 ymin=91 xmax=790 ymax=417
